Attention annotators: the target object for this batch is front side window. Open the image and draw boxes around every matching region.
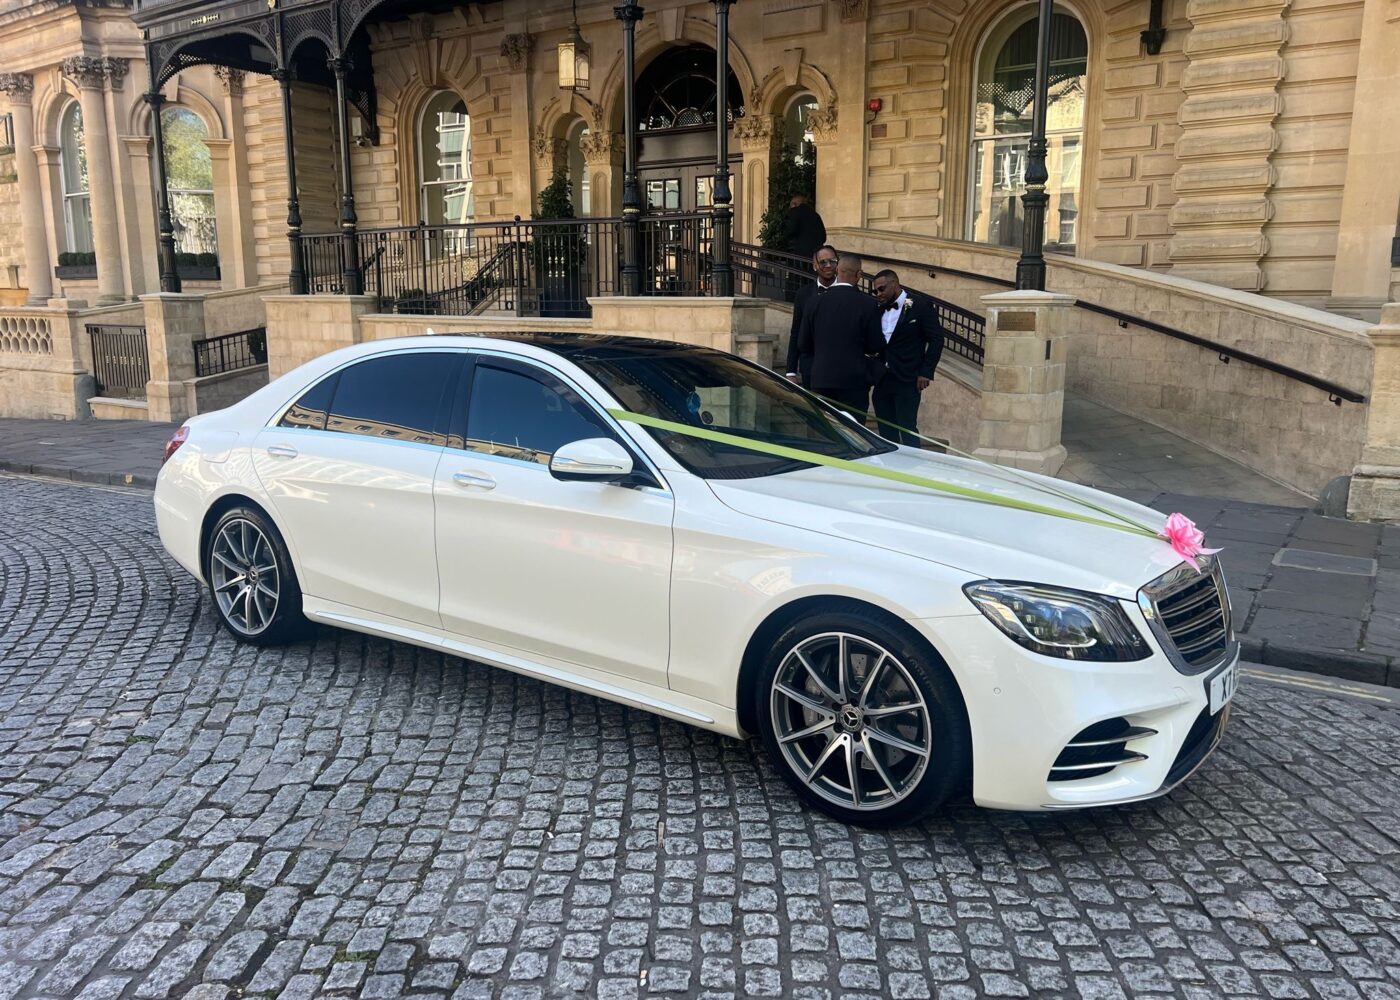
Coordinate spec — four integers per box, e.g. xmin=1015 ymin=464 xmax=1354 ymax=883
xmin=161 ymin=107 xmax=218 ymax=259
xmin=420 ymin=91 xmax=473 ymax=229
xmin=571 ymin=344 xmax=894 ymax=479
xmin=969 ymin=10 xmax=1086 ymax=254
xmin=322 ymin=353 xmax=457 ymax=444
xmin=59 ymin=102 xmax=92 ymax=254
xmin=464 ymin=362 xmax=613 ymax=465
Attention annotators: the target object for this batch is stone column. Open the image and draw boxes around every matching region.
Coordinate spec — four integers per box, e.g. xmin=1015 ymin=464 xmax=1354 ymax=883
xmin=34 ymin=146 xmax=66 ymax=303
xmin=530 ymin=126 xmax=568 ymax=203
xmin=141 ymin=292 xmax=205 ymax=424
xmin=1327 ymin=1 xmax=1400 ymax=321
xmin=500 ymin=33 xmax=535 ymax=221
xmin=735 ymin=114 xmax=779 ymax=245
xmin=973 ymin=290 xmax=1072 ymax=475
xmin=214 ymin=67 xmax=258 ymax=289
xmin=1347 ymin=303 xmax=1400 ymax=522
xmin=121 ymin=136 xmax=156 ymax=297
xmin=62 ymin=57 xmax=126 ymax=304
xmin=580 ymin=128 xmax=623 ymax=216
xmin=0 ymin=74 xmax=53 ymax=304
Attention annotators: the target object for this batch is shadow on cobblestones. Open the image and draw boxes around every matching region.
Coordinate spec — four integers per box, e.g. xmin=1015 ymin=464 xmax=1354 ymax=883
xmin=1 ymin=475 xmax=1399 ymax=1000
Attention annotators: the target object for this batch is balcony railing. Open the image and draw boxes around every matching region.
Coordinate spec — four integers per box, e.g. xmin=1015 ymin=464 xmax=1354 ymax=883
xmin=194 ymin=327 xmax=266 ymax=378
xmin=302 ymin=214 xmax=715 ymax=318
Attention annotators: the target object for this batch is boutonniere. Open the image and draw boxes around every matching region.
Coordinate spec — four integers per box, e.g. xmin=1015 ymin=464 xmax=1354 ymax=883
xmin=900 ymin=299 xmax=913 ymax=314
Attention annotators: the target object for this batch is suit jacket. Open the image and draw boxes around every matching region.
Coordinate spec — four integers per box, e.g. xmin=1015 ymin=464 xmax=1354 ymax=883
xmin=797 ymin=284 xmax=885 ymax=391
xmin=785 ymin=280 xmax=834 ymax=379
xmin=880 ymin=289 xmax=945 ymax=383
xmin=783 ymin=203 xmax=827 ymax=260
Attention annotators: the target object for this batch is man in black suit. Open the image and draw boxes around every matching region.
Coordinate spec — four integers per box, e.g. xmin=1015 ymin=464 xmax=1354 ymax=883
xmin=785 ymin=244 xmax=839 ymax=385
xmin=797 ymin=254 xmax=885 ymax=415
xmin=783 ymin=194 xmax=827 ymax=261
xmin=871 ymin=268 xmax=945 ymax=446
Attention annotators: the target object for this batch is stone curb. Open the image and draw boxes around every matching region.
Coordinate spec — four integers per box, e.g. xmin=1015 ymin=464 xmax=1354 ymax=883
xmin=0 ymin=459 xmax=157 ymax=491
xmin=5 ymin=459 xmax=1397 ymax=691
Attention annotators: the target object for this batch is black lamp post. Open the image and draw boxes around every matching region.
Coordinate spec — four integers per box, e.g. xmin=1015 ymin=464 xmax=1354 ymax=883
xmin=711 ymin=0 xmax=734 ymax=297
xmin=614 ymin=2 xmax=644 ymax=296
xmin=1015 ymin=0 xmax=1054 ymax=291
xmin=145 ymin=85 xmax=181 ymax=293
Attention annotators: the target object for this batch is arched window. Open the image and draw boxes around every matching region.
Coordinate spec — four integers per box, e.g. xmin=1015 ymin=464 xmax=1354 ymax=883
xmin=59 ymin=101 xmax=93 ymax=254
xmin=969 ymin=8 xmax=1087 ymax=253
xmin=566 ymin=119 xmax=590 ymax=216
xmin=419 ymin=91 xmax=473 ymax=227
xmin=161 ymin=107 xmax=217 ymax=258
xmin=783 ymin=93 xmax=818 ymax=153
xmin=636 ymin=46 xmax=744 ymax=132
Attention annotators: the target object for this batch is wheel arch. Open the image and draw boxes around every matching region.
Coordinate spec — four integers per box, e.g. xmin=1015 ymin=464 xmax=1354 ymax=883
xmin=198 ymin=493 xmax=295 ymax=580
xmin=734 ymin=595 xmax=971 ymax=739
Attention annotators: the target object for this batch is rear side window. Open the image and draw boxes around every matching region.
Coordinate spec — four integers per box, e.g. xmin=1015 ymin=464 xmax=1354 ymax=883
xmin=323 ymin=353 xmax=458 ymax=445
xmin=279 ymin=373 xmax=337 ymax=431
xmin=464 ymin=363 xmax=613 ymax=464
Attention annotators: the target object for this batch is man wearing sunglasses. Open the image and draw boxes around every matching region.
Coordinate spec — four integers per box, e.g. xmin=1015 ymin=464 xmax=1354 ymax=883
xmin=871 ymin=268 xmax=944 ymax=447
xmin=785 ymin=244 xmax=840 ymax=385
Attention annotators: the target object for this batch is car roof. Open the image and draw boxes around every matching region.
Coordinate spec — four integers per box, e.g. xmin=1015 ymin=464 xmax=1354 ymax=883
xmin=354 ymin=331 xmax=723 ymax=364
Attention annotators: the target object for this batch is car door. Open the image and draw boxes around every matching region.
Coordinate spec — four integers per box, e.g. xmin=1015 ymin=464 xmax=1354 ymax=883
xmin=253 ymin=350 xmax=462 ymax=628
xmin=434 ymin=354 xmax=674 ymax=689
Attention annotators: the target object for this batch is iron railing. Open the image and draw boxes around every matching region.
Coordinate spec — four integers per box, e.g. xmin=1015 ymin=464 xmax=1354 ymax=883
xmin=731 ymin=242 xmax=986 ymax=366
xmin=87 ymin=324 xmax=150 ymax=400
xmin=194 ymin=327 xmax=267 ymax=378
xmin=302 ymin=214 xmax=716 ymax=317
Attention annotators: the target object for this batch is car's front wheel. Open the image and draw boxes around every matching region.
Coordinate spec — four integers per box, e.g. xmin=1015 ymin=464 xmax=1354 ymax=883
xmin=756 ymin=609 xmax=969 ymax=827
xmin=205 ymin=505 xmax=308 ymax=646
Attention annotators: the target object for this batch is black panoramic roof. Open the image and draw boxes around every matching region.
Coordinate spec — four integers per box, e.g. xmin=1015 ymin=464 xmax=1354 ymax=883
xmin=454 ymin=331 xmax=722 ymax=362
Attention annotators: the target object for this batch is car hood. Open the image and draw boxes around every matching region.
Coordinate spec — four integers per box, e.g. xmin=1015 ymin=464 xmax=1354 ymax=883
xmin=708 ymin=449 xmax=1187 ymax=600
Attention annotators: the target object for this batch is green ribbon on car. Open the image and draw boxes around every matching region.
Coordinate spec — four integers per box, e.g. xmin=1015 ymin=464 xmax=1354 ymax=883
xmin=606 ymin=407 xmax=1165 ymax=541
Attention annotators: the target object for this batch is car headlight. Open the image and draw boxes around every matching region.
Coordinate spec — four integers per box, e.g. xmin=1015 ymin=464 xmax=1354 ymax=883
xmin=963 ymin=581 xmax=1149 ymax=661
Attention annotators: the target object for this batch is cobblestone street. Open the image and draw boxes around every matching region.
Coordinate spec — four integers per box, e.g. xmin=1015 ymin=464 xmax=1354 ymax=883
xmin=2 ymin=473 xmax=1399 ymax=1000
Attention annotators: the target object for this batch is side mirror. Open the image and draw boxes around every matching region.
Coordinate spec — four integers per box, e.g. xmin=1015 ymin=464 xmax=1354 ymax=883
xmin=549 ymin=437 xmax=635 ymax=482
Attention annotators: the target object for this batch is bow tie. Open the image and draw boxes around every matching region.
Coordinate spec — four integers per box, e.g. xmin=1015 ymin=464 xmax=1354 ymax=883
xmin=882 ymin=301 xmax=901 ymax=313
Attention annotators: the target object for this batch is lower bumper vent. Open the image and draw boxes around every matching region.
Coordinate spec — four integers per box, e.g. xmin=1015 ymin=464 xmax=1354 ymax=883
xmin=1048 ymin=717 xmax=1157 ymax=782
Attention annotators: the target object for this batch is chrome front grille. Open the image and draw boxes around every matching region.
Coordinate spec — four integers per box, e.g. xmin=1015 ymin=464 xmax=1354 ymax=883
xmin=1138 ymin=556 xmax=1234 ymax=675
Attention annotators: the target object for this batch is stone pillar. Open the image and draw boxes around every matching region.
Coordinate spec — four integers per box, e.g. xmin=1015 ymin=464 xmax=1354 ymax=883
xmin=141 ymin=292 xmax=205 ymax=423
xmin=500 ymin=33 xmax=535 ymax=220
xmin=1327 ymin=1 xmax=1400 ymax=321
xmin=122 ymin=136 xmax=158 ymax=297
xmin=973 ymin=290 xmax=1072 ymax=475
xmin=34 ymin=146 xmax=66 ymax=303
xmin=214 ymin=67 xmax=258 ymax=289
xmin=62 ymin=57 xmax=126 ymax=304
xmin=1347 ymin=303 xmax=1400 ymax=522
xmin=736 ymin=114 xmax=779 ymax=245
xmin=580 ymin=128 xmax=623 ymax=216
xmin=530 ymin=127 xmax=568 ymax=203
xmin=822 ymin=0 xmax=870 ymax=230
xmin=263 ymin=293 xmax=376 ymax=379
xmin=0 ymin=74 xmax=53 ymax=304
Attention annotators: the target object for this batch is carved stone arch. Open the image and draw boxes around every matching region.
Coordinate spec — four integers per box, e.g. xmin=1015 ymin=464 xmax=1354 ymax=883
xmin=753 ymin=58 xmax=836 ymax=119
xmin=539 ymin=92 xmax=598 ymax=142
xmin=597 ymin=16 xmax=759 ymax=132
xmin=128 ymin=82 xmax=227 ymax=140
xmin=37 ymin=76 xmax=81 ymax=146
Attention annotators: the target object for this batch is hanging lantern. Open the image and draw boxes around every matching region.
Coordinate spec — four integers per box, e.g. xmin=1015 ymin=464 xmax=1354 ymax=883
xmin=558 ymin=0 xmax=590 ymax=91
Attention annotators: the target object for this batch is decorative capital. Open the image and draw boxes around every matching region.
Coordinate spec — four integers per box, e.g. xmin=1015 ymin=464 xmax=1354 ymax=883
xmin=613 ymin=2 xmax=645 ymax=26
xmin=807 ymin=98 xmax=838 ymax=144
xmin=735 ymin=113 xmax=779 ymax=153
xmin=580 ymin=129 xmax=623 ymax=165
xmin=0 ymin=73 xmax=34 ymax=104
xmin=836 ymin=0 xmax=868 ymax=23
xmin=531 ymin=126 xmax=568 ymax=167
xmin=61 ymin=56 xmax=109 ymax=91
xmin=102 ymin=57 xmax=130 ymax=91
xmin=214 ymin=66 xmax=246 ymax=96
xmin=500 ymin=33 xmax=534 ymax=72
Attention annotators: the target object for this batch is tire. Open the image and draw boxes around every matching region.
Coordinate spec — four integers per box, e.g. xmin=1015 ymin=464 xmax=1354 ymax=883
xmin=754 ymin=608 xmax=970 ymax=827
xmin=204 ymin=505 xmax=309 ymax=646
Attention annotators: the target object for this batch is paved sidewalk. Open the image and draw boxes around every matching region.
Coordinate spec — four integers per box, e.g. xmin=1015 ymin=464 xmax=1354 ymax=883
xmin=1 ymin=413 xmax=1397 ymax=688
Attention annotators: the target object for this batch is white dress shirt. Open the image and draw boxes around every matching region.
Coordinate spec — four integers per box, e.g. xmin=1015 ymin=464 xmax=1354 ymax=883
xmin=880 ymin=291 xmax=908 ymax=343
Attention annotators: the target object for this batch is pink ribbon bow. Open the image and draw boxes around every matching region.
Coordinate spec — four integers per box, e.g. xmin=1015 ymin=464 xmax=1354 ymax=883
xmin=1160 ymin=512 xmax=1221 ymax=571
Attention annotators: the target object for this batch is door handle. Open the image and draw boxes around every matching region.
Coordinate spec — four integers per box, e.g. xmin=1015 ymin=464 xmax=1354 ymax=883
xmin=266 ymin=444 xmax=298 ymax=459
xmin=452 ymin=471 xmax=496 ymax=491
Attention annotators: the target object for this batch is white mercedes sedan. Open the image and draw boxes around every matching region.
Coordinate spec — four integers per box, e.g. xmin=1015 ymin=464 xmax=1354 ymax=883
xmin=154 ymin=333 xmax=1237 ymax=826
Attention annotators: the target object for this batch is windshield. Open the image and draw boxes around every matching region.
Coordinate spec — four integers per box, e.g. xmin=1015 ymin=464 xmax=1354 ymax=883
xmin=570 ymin=344 xmax=896 ymax=479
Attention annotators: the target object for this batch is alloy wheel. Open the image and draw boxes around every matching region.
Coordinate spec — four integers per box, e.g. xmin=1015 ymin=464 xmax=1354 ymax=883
xmin=209 ymin=517 xmax=280 ymax=636
xmin=769 ymin=631 xmax=933 ymax=812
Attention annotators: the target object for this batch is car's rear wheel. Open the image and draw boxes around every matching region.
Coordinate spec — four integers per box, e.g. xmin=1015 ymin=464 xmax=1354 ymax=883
xmin=205 ymin=506 xmax=307 ymax=646
xmin=755 ymin=609 xmax=969 ymax=827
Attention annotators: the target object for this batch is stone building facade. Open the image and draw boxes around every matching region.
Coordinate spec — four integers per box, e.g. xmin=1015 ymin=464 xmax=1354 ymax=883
xmin=0 ymin=0 xmax=1396 ymax=317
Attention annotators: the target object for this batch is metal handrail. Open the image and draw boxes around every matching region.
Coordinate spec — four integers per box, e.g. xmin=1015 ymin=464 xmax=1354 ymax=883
xmin=808 ymin=244 xmax=1365 ymax=405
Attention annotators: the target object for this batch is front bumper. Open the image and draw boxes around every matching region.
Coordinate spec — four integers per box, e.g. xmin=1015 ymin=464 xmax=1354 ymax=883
xmin=911 ymin=610 xmax=1236 ymax=811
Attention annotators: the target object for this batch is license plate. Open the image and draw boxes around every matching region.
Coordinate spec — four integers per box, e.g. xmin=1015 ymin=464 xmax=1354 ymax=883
xmin=1208 ymin=660 xmax=1238 ymax=715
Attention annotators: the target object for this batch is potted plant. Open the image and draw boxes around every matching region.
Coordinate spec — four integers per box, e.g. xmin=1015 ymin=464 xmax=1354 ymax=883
xmin=54 ymin=250 xmax=98 ymax=278
xmin=534 ymin=171 xmax=588 ymax=319
xmin=246 ymin=328 xmax=267 ymax=365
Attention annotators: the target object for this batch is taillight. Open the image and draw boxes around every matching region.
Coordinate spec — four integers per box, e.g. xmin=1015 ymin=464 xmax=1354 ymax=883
xmin=162 ymin=425 xmax=190 ymax=465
